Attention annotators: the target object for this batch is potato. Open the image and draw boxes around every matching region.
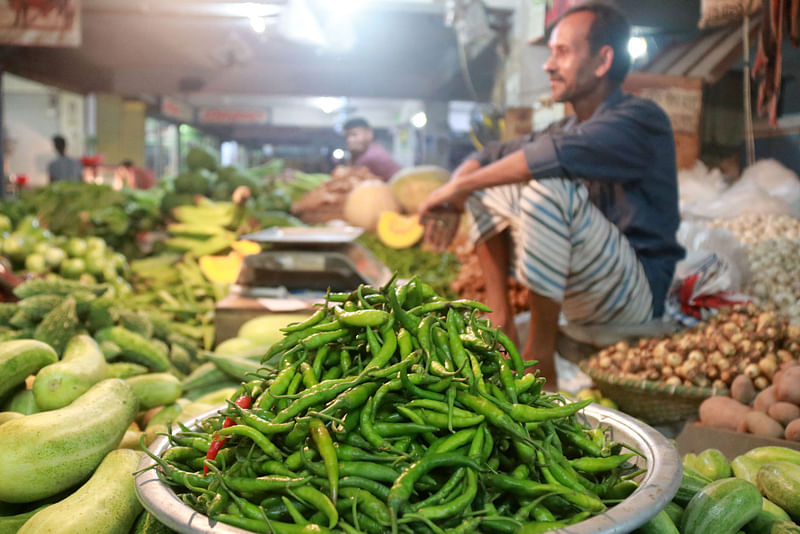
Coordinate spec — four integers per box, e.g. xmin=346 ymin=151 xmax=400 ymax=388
xmin=768 ymin=402 xmax=800 ymax=426
xmin=775 ymin=366 xmax=800 ymax=405
xmin=730 ymin=375 xmax=756 ymax=405
xmin=786 ymin=418 xmax=800 ymax=441
xmin=745 ymin=411 xmax=784 ymax=438
xmin=699 ymin=396 xmax=749 ymax=432
xmin=753 ymin=385 xmax=779 ymax=413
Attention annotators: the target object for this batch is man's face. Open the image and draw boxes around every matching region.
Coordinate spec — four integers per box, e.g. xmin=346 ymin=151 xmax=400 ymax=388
xmin=543 ymin=11 xmax=604 ymax=103
xmin=345 ymin=127 xmax=373 ymax=155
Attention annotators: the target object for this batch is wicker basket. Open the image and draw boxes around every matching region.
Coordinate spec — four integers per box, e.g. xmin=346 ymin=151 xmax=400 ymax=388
xmin=579 ymin=361 xmax=728 ymax=425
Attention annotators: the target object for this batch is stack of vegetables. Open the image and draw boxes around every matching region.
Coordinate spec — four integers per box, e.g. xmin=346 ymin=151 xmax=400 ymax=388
xmin=699 ymin=362 xmax=800 ymax=442
xmin=144 ymin=279 xmax=649 ymax=533
xmin=0 ymin=182 xmax=164 ymax=260
xmin=585 ymin=304 xmax=800 ymax=391
xmin=637 ymin=446 xmax=800 ymax=534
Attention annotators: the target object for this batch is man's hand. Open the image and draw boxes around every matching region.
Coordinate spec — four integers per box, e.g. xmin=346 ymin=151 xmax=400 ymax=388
xmin=418 ymin=181 xmax=470 ymax=251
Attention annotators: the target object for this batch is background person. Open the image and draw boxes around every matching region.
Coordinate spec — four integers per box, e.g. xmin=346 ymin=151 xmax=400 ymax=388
xmin=343 ymin=118 xmax=401 ymax=181
xmin=47 ymin=135 xmax=83 ymax=183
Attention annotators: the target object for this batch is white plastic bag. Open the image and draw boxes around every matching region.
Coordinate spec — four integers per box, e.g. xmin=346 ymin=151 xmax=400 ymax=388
xmin=735 ymin=159 xmax=800 ymax=216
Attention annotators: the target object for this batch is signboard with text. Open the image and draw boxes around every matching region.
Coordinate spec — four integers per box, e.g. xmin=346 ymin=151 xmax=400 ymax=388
xmin=160 ymin=97 xmax=194 ymax=123
xmin=0 ymin=0 xmax=81 ymax=47
xmin=197 ymin=108 xmax=270 ymax=125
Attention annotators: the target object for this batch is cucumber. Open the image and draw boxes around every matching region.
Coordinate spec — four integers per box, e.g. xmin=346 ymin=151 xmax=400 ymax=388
xmin=696 ymin=449 xmax=732 ymax=481
xmin=100 ymin=339 xmax=122 ymax=360
xmin=673 ymin=468 xmax=713 ymax=506
xmin=634 ymin=509 xmax=679 ymax=534
xmin=87 ymin=300 xmax=116 ymax=333
xmin=145 ymin=399 xmax=190 ymax=429
xmin=33 ymin=296 xmax=79 ymax=355
xmin=0 ymin=504 xmax=50 ymax=534
xmin=95 ymin=327 xmax=169 ymax=371
xmin=33 ymin=334 xmax=109 ymax=410
xmin=130 ymin=511 xmax=179 ymax=534
xmin=757 ymin=462 xmax=800 ymax=520
xmin=733 ymin=455 xmax=762 ymax=485
xmin=181 ymin=361 xmax=228 ymax=391
xmin=0 ymin=411 xmax=23 ymax=426
xmin=118 ymin=310 xmax=154 ymax=339
xmin=0 ymin=339 xmax=58 ymax=400
xmin=169 ymin=343 xmax=192 ymax=374
xmin=0 ymin=378 xmax=138 ymax=503
xmin=205 ymin=353 xmax=263 ymax=381
xmin=744 ymin=497 xmax=792 ymax=534
xmin=17 ymin=448 xmax=143 ymax=534
xmin=746 ymin=447 xmax=800 ymax=466
xmin=14 ymin=277 xmax=106 ymax=299
xmin=3 ymin=388 xmax=40 ymax=415
xmin=772 ymin=522 xmax=800 ymax=534
xmin=0 ymin=302 xmax=17 ymax=324
xmin=126 ymin=373 xmax=182 ymax=410
xmin=9 ymin=309 xmax=34 ymax=329
xmin=17 ymin=295 xmax=63 ymax=321
xmin=681 ymin=477 xmax=763 ymax=534
xmin=663 ymin=502 xmax=684 ymax=526
xmin=183 ymin=379 xmax=240 ymax=401
xmin=107 ymin=361 xmax=149 ymax=379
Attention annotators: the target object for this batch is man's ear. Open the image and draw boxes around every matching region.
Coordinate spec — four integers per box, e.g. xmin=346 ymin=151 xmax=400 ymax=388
xmin=594 ymin=44 xmax=614 ymax=78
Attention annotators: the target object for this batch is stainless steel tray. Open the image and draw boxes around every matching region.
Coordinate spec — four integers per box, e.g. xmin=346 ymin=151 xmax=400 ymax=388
xmin=135 ymin=404 xmax=681 ymax=534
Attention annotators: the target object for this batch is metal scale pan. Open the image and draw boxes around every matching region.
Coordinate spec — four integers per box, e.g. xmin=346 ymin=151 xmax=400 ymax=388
xmin=233 ymin=226 xmax=393 ymax=297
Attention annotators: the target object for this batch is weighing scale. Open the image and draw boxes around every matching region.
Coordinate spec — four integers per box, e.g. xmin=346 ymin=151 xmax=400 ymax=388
xmin=214 ymin=226 xmax=393 ymax=343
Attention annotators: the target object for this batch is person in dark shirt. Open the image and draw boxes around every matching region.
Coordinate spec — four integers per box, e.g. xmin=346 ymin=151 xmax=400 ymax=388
xmin=343 ymin=118 xmax=401 ymax=181
xmin=47 ymin=135 xmax=83 ymax=183
xmin=419 ymin=2 xmax=684 ymax=388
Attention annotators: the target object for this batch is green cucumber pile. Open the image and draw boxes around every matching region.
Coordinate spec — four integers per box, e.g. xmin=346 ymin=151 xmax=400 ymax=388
xmin=642 ymin=446 xmax=800 ymax=534
xmin=145 ymin=278 xmax=642 ymax=534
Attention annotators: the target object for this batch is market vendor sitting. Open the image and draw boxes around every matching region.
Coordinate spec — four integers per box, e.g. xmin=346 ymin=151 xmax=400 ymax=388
xmin=419 ymin=2 xmax=685 ymax=389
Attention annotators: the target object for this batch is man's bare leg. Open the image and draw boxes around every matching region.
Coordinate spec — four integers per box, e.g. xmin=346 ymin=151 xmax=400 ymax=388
xmin=523 ymin=290 xmax=561 ymax=391
xmin=474 ymin=230 xmax=519 ymax=347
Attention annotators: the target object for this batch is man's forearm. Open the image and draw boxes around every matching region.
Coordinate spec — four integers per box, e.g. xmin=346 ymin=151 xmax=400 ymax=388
xmin=455 ymin=151 xmax=531 ymax=196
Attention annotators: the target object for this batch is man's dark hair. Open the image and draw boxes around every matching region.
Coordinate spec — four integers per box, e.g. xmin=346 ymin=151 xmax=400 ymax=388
xmin=52 ymin=135 xmax=66 ymax=155
xmin=559 ymin=1 xmax=631 ymax=83
xmin=121 ymin=159 xmax=134 ymax=168
xmin=343 ymin=118 xmax=370 ymax=130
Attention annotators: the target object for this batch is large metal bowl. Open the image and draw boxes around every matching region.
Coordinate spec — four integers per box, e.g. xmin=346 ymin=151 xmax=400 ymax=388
xmin=135 ymin=403 xmax=681 ymax=534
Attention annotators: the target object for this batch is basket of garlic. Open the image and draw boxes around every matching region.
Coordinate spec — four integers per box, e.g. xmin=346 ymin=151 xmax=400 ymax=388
xmin=582 ymin=303 xmax=800 ymax=425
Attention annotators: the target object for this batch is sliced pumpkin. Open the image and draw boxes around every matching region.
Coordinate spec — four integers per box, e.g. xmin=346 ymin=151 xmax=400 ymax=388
xmin=231 ymin=240 xmax=261 ymax=257
xmin=377 ymin=212 xmax=424 ymax=249
xmin=198 ymin=252 xmax=244 ymax=284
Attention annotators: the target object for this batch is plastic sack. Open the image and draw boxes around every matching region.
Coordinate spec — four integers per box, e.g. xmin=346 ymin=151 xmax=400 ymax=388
xmin=679 ymin=160 xmax=728 ymax=216
xmin=667 ymin=221 xmax=751 ymax=324
xmin=698 ymin=0 xmax=761 ymax=28
xmin=736 ymin=158 xmax=800 ymax=216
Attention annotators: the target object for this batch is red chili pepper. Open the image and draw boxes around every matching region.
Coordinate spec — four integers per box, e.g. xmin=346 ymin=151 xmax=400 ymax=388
xmin=204 ymin=395 xmax=251 ymax=475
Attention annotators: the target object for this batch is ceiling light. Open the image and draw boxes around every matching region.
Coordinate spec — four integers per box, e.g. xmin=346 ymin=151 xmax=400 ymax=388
xmin=411 ymin=111 xmax=427 ymax=129
xmin=314 ymin=97 xmax=345 ymax=114
xmin=628 ymin=36 xmax=647 ymax=60
xmin=250 ymin=16 xmax=267 ymax=33
xmin=332 ymin=148 xmax=345 ymax=160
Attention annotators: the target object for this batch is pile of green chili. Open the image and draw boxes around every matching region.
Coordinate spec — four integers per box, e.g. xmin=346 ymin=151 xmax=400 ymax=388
xmin=144 ymin=277 xmax=642 ymax=534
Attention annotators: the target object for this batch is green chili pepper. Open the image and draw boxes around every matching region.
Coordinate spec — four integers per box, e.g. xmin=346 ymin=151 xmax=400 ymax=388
xmin=374 ymin=421 xmax=439 ymax=436
xmin=498 ymin=356 xmax=518 ymax=403
xmin=301 ymin=329 xmax=348 ymax=350
xmin=509 ymin=399 xmax=592 ymax=422
xmin=570 ymin=453 xmax=635 ymax=473
xmin=310 ymin=418 xmax=339 ymax=504
xmin=283 ymin=307 xmax=326 ymax=333
xmin=336 ymin=308 xmax=391 ymax=328
xmin=339 ymin=487 xmax=392 ymax=526
xmin=388 ymin=453 xmax=482 ymax=514
xmin=215 ymin=425 xmax=282 ymax=460
xmin=221 ymin=475 xmax=311 ymax=493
